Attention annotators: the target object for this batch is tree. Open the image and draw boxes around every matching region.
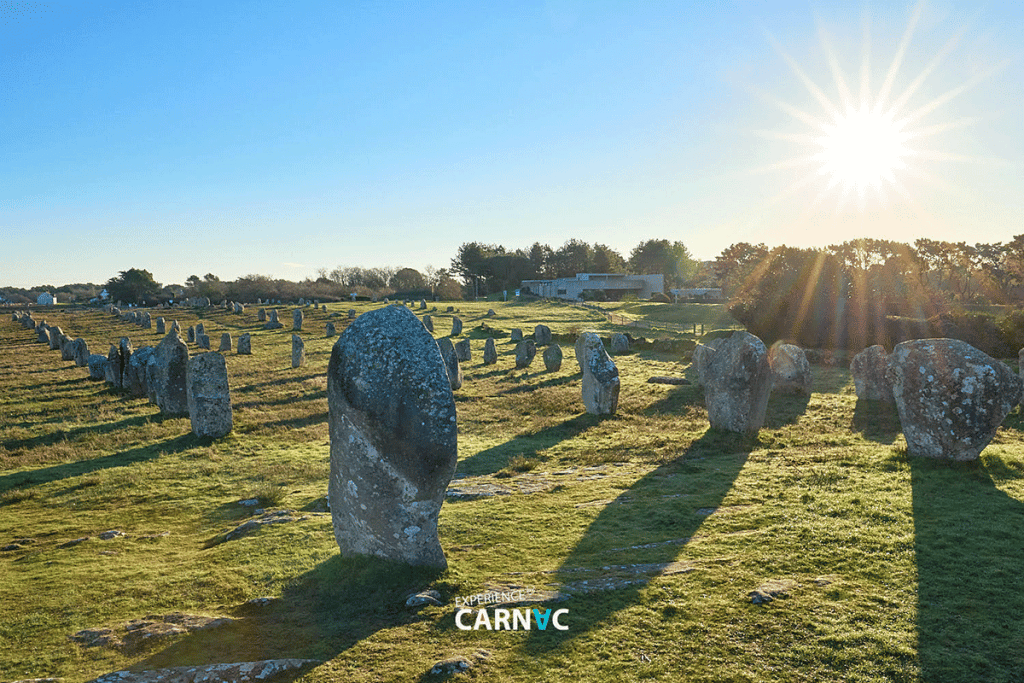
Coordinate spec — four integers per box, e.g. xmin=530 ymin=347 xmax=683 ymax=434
xmin=527 ymin=242 xmax=554 ymax=279
xmin=591 ymin=244 xmax=626 ymax=273
xmin=104 ymin=268 xmax=162 ymax=305
xmin=550 ymin=239 xmax=592 ymax=278
xmin=390 ymin=267 xmax=427 ymax=293
xmin=451 ymin=243 xmax=503 ymax=297
xmin=628 ymin=239 xmax=696 ymax=287
xmin=435 ymin=270 xmax=463 ymax=300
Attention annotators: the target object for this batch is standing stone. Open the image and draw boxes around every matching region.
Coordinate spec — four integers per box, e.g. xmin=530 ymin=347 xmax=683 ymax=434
xmin=37 ymin=326 xmax=50 ymax=344
xmin=436 ymin=338 xmax=463 ymax=390
xmin=423 ymin=315 xmax=434 ymax=333
xmin=153 ymin=331 xmax=190 ymax=415
xmin=451 ymin=317 xmax=462 ymax=336
xmin=171 ymin=320 xmax=180 ymax=334
xmin=327 ymin=305 xmax=457 ymax=568
xmin=145 ymin=354 xmax=159 ymax=404
xmin=454 ymin=339 xmax=471 ymax=362
xmin=850 ymin=345 xmax=894 ymax=402
xmin=156 ymin=317 xmax=166 ymax=334
xmin=118 ymin=338 xmax=134 ymax=388
xmin=142 ymin=312 xmax=152 ymax=329
xmin=515 ymin=340 xmax=537 ymax=369
xmin=264 ymin=309 xmax=283 ymax=330
xmin=195 ymin=323 xmax=205 ymax=337
xmin=610 ymin=333 xmax=629 ymax=354
xmin=693 ymin=338 xmax=725 ymax=387
xmin=73 ymin=338 xmax=90 ymax=367
xmin=420 ymin=300 xmax=427 ymax=310
xmin=446 ymin=306 xmax=454 ymax=313
xmin=510 ymin=328 xmax=523 ymax=342
xmin=348 ymin=309 xmax=356 ymax=320
xmin=258 ymin=308 xmax=267 ymax=322
xmin=197 ymin=334 xmax=211 ymax=350
xmin=237 ymin=333 xmax=252 ymax=355
xmin=769 ymin=343 xmax=812 ymax=394
xmin=486 ymin=309 xmax=496 ymax=317
xmin=187 ymin=326 xmax=196 ymax=343
xmin=186 ymin=352 xmax=233 ymax=438
xmin=292 ymin=335 xmax=305 ymax=368
xmin=87 ymin=354 xmax=107 ymax=381
xmin=61 ymin=336 xmax=77 ymax=361
xmin=577 ymin=332 xmax=619 ymax=415
xmin=293 ymin=309 xmax=304 ymax=331
xmin=325 ymin=322 xmax=336 ymax=337
xmin=534 ymin=324 xmax=552 ymax=346
xmin=124 ymin=346 xmax=154 ymax=398
xmin=48 ymin=326 xmax=64 ymax=350
xmin=543 ymin=343 xmax=563 ymax=372
xmin=483 ymin=338 xmax=498 ymax=365
xmin=218 ymin=333 xmax=232 ymax=352
xmin=105 ymin=344 xmax=122 ymax=387
xmin=703 ymin=331 xmax=772 ymax=434
xmin=886 ymin=339 xmax=1022 ymax=461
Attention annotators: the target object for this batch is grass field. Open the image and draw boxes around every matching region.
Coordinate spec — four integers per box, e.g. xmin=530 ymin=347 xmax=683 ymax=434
xmin=2 ymin=300 xmax=1023 ymax=682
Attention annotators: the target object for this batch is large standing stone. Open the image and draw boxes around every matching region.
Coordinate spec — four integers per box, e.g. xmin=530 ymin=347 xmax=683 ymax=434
xmin=423 ymin=315 xmax=434 ymax=333
xmin=327 ymin=305 xmax=458 ymax=568
xmin=483 ymin=338 xmax=498 ymax=365
xmin=325 ymin=322 xmax=336 ymax=337
xmin=543 ymin=344 xmax=563 ymax=371
xmin=293 ymin=309 xmax=304 ymax=331
xmin=515 ymin=340 xmax=537 ymax=369
xmin=577 ymin=333 xmax=619 ymax=414
xmin=124 ymin=346 xmax=154 ymax=398
xmin=197 ymin=334 xmax=211 ymax=350
xmin=170 ymin=320 xmax=180 ymax=334
xmin=258 ymin=308 xmax=267 ymax=322
xmin=264 ymin=310 xmax=283 ymax=330
xmin=237 ymin=333 xmax=252 ymax=355
xmin=703 ymin=331 xmax=772 ymax=434
xmin=610 ymin=333 xmax=629 ymax=354
xmin=118 ymin=338 xmax=134 ymax=387
xmin=454 ymin=339 xmax=471 ymax=362
xmin=73 ymin=338 xmax=90 ymax=367
xmin=693 ymin=338 xmax=725 ymax=387
xmin=48 ymin=326 xmax=64 ymax=350
xmin=153 ymin=331 xmax=190 ymax=415
xmin=510 ymin=328 xmax=523 ymax=342
xmin=218 ymin=333 xmax=232 ymax=352
xmin=436 ymin=338 xmax=463 ymax=390
xmin=534 ymin=324 xmax=552 ymax=346
xmin=87 ymin=354 xmax=107 ymax=381
xmin=769 ymin=343 xmax=812 ymax=394
xmin=61 ymin=336 xmax=77 ymax=361
xmin=292 ymin=335 xmax=305 ymax=367
xmin=142 ymin=312 xmax=152 ymax=329
xmin=886 ymin=339 xmax=1022 ymax=461
xmin=851 ymin=345 xmax=894 ymax=402
xmin=420 ymin=299 xmax=427 ymax=310
xmin=187 ymin=326 xmax=196 ymax=343
xmin=37 ymin=325 xmax=50 ymax=344
xmin=187 ymin=352 xmax=233 ymax=438
xmin=105 ymin=344 xmax=122 ymax=387
xmin=451 ymin=317 xmax=462 ymax=336
xmin=195 ymin=323 xmax=205 ymax=337
xmin=486 ymin=309 xmax=496 ymax=317
xmin=156 ymin=317 xmax=166 ymax=334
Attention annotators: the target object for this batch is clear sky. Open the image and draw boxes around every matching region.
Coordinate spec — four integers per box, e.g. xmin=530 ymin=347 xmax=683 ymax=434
xmin=2 ymin=0 xmax=1020 ymax=288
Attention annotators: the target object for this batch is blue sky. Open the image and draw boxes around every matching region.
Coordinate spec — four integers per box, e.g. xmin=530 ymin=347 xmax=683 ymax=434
xmin=2 ymin=0 xmax=1020 ymax=288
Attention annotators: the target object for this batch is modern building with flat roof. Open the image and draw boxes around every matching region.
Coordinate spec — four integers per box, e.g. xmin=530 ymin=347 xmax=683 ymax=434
xmin=521 ymin=273 xmax=664 ymax=301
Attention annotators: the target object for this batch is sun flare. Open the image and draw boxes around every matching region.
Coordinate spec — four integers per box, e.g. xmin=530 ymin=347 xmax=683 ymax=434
xmin=816 ymin=106 xmax=909 ymax=192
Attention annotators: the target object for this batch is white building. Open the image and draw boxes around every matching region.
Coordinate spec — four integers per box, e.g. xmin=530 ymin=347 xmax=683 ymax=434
xmin=36 ymin=292 xmax=56 ymax=306
xmin=521 ymin=273 xmax=665 ymax=301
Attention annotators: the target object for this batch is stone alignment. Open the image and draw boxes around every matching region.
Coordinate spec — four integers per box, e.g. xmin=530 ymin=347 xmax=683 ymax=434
xmin=886 ymin=339 xmax=1021 ymax=460
xmin=73 ymin=338 xmax=90 ymax=367
xmin=702 ymin=331 xmax=772 ymax=434
xmin=327 ymin=304 xmax=458 ymax=568
xmin=124 ymin=346 xmax=154 ymax=398
xmin=187 ymin=352 xmax=233 ymax=438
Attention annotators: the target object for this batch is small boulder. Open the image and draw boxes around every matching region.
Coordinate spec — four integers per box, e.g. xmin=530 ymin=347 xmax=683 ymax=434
xmin=850 ymin=345 xmax=893 ymax=402
xmin=534 ymin=324 xmax=552 ymax=346
xmin=610 ymin=333 xmax=629 ymax=354
xmin=437 ymin=338 xmax=463 ymax=390
xmin=515 ymin=340 xmax=536 ymax=369
xmin=483 ymin=338 xmax=498 ymax=365
xmin=769 ymin=343 xmax=812 ymax=394
xmin=455 ymin=339 xmax=471 ymax=362
xmin=543 ymin=343 xmax=563 ymax=371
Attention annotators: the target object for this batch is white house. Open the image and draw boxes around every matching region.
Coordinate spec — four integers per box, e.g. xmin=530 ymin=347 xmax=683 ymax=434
xmin=521 ymin=273 xmax=665 ymax=301
xmin=36 ymin=292 xmax=56 ymax=306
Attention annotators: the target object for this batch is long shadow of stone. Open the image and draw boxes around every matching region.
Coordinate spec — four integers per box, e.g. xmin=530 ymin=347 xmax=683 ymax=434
xmin=642 ymin=383 xmax=706 ymax=416
xmin=521 ymin=429 xmax=754 ymax=657
xmin=911 ymin=456 xmax=1024 ymax=682
xmin=493 ymin=372 xmax=580 ymax=395
xmin=763 ymin=391 xmax=811 ymax=428
xmin=0 ymin=433 xmax=196 ymax=492
xmin=130 ymin=554 xmax=442 ymax=677
xmin=457 ymin=413 xmax=605 ymax=476
xmin=1 ymin=412 xmax=167 ymax=452
xmin=851 ymin=399 xmax=901 ymax=443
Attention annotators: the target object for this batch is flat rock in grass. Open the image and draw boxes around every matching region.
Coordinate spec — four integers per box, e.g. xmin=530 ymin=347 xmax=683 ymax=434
xmin=886 ymin=338 xmax=1021 ymax=460
xmin=59 ymin=536 xmax=90 ymax=548
xmin=850 ymin=344 xmax=893 ymax=402
xmin=647 ymin=376 xmax=690 ymax=385
xmin=153 ymin=331 xmax=190 ymax=416
xmin=769 ymin=343 xmax=812 ymax=394
xmin=577 ymin=332 xmax=619 ymax=415
xmin=437 ymin=337 xmax=463 ymax=390
xmin=98 ymin=530 xmax=127 ymax=540
xmin=186 ymin=352 xmax=233 ymax=438
xmin=749 ymin=579 xmax=797 ymax=604
xmin=221 ymin=510 xmax=309 ymax=542
xmin=483 ymin=338 xmax=498 ymax=365
xmin=85 ymin=659 xmax=320 ymax=683
xmin=327 ymin=305 xmax=458 ymax=569
xmin=543 ymin=343 xmax=562 ymax=371
xmin=703 ymin=331 xmax=771 ymax=434
xmin=406 ymin=589 xmax=443 ymax=607
xmin=428 ymin=657 xmax=473 ymax=677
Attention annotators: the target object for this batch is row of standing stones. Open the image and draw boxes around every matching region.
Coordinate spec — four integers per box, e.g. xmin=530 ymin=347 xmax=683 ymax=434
xmin=15 ymin=304 xmax=1022 ymax=569
xmin=693 ymin=331 xmax=1022 ymax=461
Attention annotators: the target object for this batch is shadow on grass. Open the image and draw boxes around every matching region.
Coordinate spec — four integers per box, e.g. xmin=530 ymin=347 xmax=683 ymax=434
xmin=1 ymin=412 xmax=168 ymax=454
xmin=0 ymin=433 xmax=196 ymax=493
xmin=457 ymin=413 xmax=606 ymax=476
xmin=911 ymin=456 xmax=1024 ymax=682
xmin=520 ymin=428 xmax=754 ymax=657
xmin=641 ymin=383 xmax=705 ymax=416
xmin=851 ymin=400 xmax=902 ymax=444
xmin=764 ymin=391 xmax=811 ymax=428
xmin=493 ymin=372 xmax=580 ymax=395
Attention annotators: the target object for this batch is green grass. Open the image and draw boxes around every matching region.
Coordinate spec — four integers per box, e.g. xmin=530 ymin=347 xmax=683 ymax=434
xmin=2 ymin=300 xmax=1023 ymax=682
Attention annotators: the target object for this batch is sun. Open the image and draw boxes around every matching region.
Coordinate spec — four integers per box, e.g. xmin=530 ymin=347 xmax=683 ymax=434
xmin=815 ymin=106 xmax=909 ymax=193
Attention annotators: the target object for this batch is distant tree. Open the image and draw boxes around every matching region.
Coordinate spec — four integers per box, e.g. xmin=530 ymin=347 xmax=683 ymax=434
xmin=549 ymin=239 xmax=592 ymax=278
xmin=628 ymin=239 xmax=696 ymax=287
xmin=591 ymin=244 xmax=627 ymax=273
xmin=451 ymin=242 xmax=504 ymax=297
xmin=435 ymin=270 xmax=463 ymax=300
xmin=104 ymin=268 xmax=162 ymax=305
xmin=528 ymin=242 xmax=554 ymax=278
xmin=390 ymin=267 xmax=427 ymax=293
xmin=481 ymin=254 xmax=537 ymax=293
